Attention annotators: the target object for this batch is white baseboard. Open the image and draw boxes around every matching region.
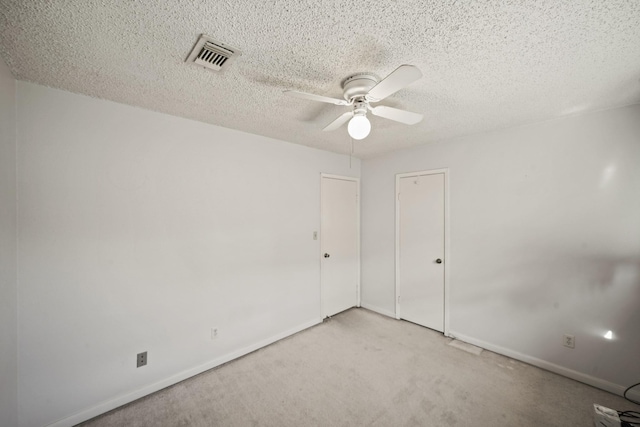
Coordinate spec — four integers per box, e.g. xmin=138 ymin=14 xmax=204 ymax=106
xmin=448 ymin=330 xmax=640 ymax=400
xmin=48 ymin=318 xmax=323 ymax=427
xmin=44 ymin=320 xmax=640 ymax=427
xmin=360 ymin=302 xmax=396 ymax=319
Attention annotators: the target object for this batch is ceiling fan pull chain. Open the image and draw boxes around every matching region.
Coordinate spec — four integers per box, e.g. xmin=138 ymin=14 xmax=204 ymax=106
xmin=350 ymin=137 xmax=354 ymax=169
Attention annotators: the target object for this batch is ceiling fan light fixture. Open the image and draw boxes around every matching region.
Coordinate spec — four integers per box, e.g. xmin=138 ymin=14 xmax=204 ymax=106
xmin=348 ymin=114 xmax=371 ymax=140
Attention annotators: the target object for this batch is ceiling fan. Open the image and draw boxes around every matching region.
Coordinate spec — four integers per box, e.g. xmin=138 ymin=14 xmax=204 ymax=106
xmin=284 ymin=65 xmax=423 ymax=140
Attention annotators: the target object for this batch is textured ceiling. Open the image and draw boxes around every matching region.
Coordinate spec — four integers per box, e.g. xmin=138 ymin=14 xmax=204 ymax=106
xmin=1 ymin=0 xmax=640 ymax=158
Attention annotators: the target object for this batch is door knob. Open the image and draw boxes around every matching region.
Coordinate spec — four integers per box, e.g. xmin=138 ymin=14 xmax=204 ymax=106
xmin=324 ymin=253 xmax=330 ymax=258
xmin=436 ymin=258 xmax=442 ymax=264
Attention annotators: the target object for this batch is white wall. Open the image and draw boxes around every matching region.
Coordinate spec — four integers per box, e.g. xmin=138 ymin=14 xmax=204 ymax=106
xmin=0 ymin=57 xmax=18 ymax=427
xmin=361 ymin=105 xmax=640 ymax=394
xmin=16 ymin=82 xmax=359 ymax=427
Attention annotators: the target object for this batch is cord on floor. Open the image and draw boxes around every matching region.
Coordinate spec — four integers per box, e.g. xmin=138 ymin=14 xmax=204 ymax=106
xmin=617 ymin=382 xmax=640 ymax=426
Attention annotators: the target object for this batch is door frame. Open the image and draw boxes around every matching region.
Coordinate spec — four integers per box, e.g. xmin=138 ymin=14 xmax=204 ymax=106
xmin=320 ymin=173 xmax=361 ymax=318
xmin=395 ymin=168 xmax=450 ymax=336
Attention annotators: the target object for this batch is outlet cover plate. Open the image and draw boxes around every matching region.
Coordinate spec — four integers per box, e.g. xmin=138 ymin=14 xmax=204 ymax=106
xmin=563 ymin=334 xmax=575 ymax=349
xmin=137 ymin=351 xmax=147 ymax=367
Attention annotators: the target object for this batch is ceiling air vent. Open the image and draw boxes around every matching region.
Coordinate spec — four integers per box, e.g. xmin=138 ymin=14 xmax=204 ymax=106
xmin=186 ymin=35 xmax=241 ymax=72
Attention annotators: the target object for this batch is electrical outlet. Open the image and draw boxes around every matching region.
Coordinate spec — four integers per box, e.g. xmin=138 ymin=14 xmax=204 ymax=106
xmin=137 ymin=351 xmax=147 ymax=367
xmin=211 ymin=328 xmax=218 ymax=340
xmin=563 ymin=334 xmax=575 ymax=349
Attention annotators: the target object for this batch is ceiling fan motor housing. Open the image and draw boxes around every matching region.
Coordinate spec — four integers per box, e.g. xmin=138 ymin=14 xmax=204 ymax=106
xmin=341 ymin=73 xmax=378 ymax=101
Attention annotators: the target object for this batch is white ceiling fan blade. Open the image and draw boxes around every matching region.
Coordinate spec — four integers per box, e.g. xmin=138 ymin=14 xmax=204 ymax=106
xmin=367 ymin=65 xmax=422 ymax=102
xmin=370 ymin=105 xmax=423 ymax=125
xmin=284 ymin=90 xmax=349 ymax=106
xmin=323 ymin=112 xmax=353 ymax=131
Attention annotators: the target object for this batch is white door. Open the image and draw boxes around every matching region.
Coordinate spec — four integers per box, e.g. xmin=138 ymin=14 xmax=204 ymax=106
xmin=398 ymin=172 xmax=445 ymax=332
xmin=321 ymin=175 xmax=359 ymax=318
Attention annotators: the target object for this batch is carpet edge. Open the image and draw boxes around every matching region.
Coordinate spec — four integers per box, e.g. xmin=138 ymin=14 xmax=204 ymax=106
xmin=360 ymin=302 xmax=396 ymax=319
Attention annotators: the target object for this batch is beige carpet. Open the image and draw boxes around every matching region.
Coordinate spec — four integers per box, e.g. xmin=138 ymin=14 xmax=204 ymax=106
xmin=79 ymin=308 xmax=639 ymax=426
